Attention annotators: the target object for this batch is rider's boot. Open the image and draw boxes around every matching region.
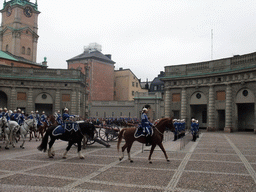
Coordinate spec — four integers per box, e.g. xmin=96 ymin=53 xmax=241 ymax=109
xmin=145 ymin=136 xmax=151 ymax=146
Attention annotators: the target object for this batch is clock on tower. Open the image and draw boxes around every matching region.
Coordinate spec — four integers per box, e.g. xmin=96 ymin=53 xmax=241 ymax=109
xmin=0 ymin=0 xmax=40 ymax=63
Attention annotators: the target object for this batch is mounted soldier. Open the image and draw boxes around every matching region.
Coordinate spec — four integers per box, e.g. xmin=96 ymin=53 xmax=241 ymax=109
xmin=28 ymin=111 xmax=35 ymax=119
xmin=56 ymin=110 xmax=62 ymax=125
xmin=2 ymin=108 xmax=10 ymax=121
xmin=134 ymin=108 xmax=153 ymax=146
xmin=40 ymin=111 xmax=49 ymax=126
xmin=10 ymin=109 xmax=17 ymax=121
xmin=18 ymin=111 xmax=25 ymax=126
xmin=62 ymin=108 xmax=75 ymax=122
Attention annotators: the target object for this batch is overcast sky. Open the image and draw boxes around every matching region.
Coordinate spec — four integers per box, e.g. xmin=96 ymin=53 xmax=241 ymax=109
xmin=3 ymin=0 xmax=256 ymax=81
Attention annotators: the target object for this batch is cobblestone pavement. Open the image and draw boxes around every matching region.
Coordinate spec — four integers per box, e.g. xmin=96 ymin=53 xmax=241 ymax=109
xmin=0 ymin=131 xmax=256 ymax=192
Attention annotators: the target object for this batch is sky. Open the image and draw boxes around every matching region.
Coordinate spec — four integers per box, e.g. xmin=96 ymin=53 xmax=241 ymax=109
xmin=2 ymin=0 xmax=256 ymax=81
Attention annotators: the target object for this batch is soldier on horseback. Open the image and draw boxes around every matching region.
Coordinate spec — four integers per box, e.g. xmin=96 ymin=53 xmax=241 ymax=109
xmin=28 ymin=111 xmax=35 ymax=119
xmin=62 ymin=108 xmax=75 ymax=122
xmin=134 ymin=108 xmax=153 ymax=146
xmin=40 ymin=111 xmax=49 ymax=126
xmin=2 ymin=108 xmax=10 ymax=121
xmin=18 ymin=111 xmax=25 ymax=126
xmin=56 ymin=110 xmax=62 ymax=125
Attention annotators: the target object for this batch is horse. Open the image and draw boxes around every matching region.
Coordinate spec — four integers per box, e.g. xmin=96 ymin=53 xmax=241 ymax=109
xmin=37 ymin=121 xmax=95 ymax=159
xmin=0 ymin=116 xmax=19 ymax=149
xmin=117 ymin=117 xmax=174 ymax=164
xmin=13 ymin=118 xmax=38 ymax=149
xmin=37 ymin=121 xmax=48 ymax=141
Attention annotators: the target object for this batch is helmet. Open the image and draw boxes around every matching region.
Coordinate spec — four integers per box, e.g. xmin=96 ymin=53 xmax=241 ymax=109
xmin=142 ymin=108 xmax=148 ymax=112
xmin=192 ymin=118 xmax=196 ymax=122
xmin=64 ymin=108 xmax=68 ymax=112
xmin=36 ymin=110 xmax=39 ymax=113
xmin=42 ymin=111 xmax=45 ymax=114
xmin=17 ymin=108 xmax=21 ymax=112
xmin=57 ymin=110 xmax=60 ymax=113
xmin=173 ymin=119 xmax=177 ymax=122
xmin=22 ymin=111 xmax=24 ymax=114
xmin=4 ymin=107 xmax=7 ymax=111
xmin=14 ymin=109 xmax=17 ymax=113
xmin=0 ymin=108 xmax=2 ymax=111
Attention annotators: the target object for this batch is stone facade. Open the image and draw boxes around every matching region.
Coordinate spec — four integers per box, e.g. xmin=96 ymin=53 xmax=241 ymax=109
xmin=0 ymin=66 xmax=86 ymax=117
xmin=162 ymin=52 xmax=256 ymax=133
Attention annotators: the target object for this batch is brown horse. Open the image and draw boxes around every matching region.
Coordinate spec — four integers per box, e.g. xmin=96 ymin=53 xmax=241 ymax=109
xmin=117 ymin=117 xmax=174 ymax=164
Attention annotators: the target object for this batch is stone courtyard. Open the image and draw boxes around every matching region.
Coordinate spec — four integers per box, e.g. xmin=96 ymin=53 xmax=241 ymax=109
xmin=0 ymin=131 xmax=256 ymax=192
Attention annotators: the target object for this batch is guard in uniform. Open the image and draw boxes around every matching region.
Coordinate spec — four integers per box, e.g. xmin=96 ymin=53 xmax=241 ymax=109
xmin=18 ymin=111 xmax=25 ymax=126
xmin=40 ymin=111 xmax=49 ymax=126
xmin=2 ymin=108 xmax=10 ymax=121
xmin=56 ymin=110 xmax=62 ymax=125
xmin=62 ymin=108 xmax=75 ymax=122
xmin=35 ymin=110 xmax=42 ymax=127
xmin=140 ymin=108 xmax=153 ymax=146
xmin=28 ymin=111 xmax=35 ymax=119
xmin=173 ymin=119 xmax=178 ymax=141
xmin=191 ymin=119 xmax=198 ymax=142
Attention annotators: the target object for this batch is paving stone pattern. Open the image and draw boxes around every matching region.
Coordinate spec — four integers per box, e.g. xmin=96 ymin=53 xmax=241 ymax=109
xmin=0 ymin=131 xmax=256 ymax=191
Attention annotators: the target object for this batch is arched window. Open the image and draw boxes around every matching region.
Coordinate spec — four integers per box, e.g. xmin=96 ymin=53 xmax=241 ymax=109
xmin=6 ymin=45 xmax=8 ymax=52
xmin=21 ymin=47 xmax=25 ymax=54
xmin=27 ymin=48 xmax=31 ymax=55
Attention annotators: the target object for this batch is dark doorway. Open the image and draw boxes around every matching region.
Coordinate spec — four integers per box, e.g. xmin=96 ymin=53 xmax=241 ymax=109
xmin=218 ymin=110 xmax=225 ymax=131
xmin=190 ymin=105 xmax=207 ymax=129
xmin=35 ymin=104 xmax=53 ymax=116
xmin=237 ymin=103 xmax=254 ymax=132
xmin=0 ymin=91 xmax=7 ymax=108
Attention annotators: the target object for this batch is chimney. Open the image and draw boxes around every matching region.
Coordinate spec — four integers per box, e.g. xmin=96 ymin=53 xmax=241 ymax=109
xmin=105 ymin=54 xmax=112 ymax=59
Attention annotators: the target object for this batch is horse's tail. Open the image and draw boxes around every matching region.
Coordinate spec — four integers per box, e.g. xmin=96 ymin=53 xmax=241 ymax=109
xmin=117 ymin=128 xmax=126 ymax=152
xmin=37 ymin=129 xmax=49 ymax=152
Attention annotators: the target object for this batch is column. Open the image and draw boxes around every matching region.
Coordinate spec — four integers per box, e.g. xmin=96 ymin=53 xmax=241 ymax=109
xmin=208 ymin=85 xmax=215 ymax=131
xmin=181 ymin=88 xmax=187 ymax=121
xmin=71 ymin=90 xmax=77 ymax=115
xmin=164 ymin=88 xmax=171 ymax=118
xmin=224 ymin=84 xmax=233 ymax=132
xmin=27 ymin=88 xmax=33 ymax=112
xmin=77 ymin=91 xmax=81 ymax=116
xmin=55 ymin=89 xmax=61 ymax=112
xmin=10 ymin=87 xmax=16 ymax=110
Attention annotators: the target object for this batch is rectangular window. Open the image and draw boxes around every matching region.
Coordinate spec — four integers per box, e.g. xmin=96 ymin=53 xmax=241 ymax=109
xmin=216 ymin=91 xmax=225 ymax=101
xmin=17 ymin=92 xmax=26 ymax=100
xmin=132 ymin=91 xmax=135 ymax=96
xmin=172 ymin=93 xmax=181 ymax=102
xmin=154 ymin=86 xmax=157 ymax=91
xmin=136 ymin=82 xmax=138 ymax=87
xmin=132 ymin=82 xmax=135 ymax=87
xmin=112 ymin=112 xmax=114 ymax=117
xmin=62 ymin=94 xmax=71 ymax=101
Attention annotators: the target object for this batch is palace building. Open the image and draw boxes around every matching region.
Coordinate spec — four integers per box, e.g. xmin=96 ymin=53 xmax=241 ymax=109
xmin=162 ymin=52 xmax=256 ymax=133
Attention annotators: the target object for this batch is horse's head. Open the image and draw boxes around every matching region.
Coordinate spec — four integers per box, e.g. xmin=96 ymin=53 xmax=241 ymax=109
xmin=27 ymin=118 xmax=37 ymax=129
xmin=0 ymin=116 xmax=8 ymax=127
xmin=156 ymin=118 xmax=174 ymax=132
xmin=79 ymin=122 xmax=96 ymax=139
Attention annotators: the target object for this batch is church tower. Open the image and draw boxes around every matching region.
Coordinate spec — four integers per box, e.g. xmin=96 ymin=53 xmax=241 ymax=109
xmin=0 ymin=0 xmax=40 ymax=63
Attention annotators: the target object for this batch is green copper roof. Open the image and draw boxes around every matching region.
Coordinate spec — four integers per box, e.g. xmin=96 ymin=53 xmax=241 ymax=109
xmin=3 ymin=0 xmax=38 ymax=11
xmin=0 ymin=50 xmax=18 ymax=61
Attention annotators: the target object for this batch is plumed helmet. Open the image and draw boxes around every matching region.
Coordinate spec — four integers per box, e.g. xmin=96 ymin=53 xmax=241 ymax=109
xmin=142 ymin=108 xmax=148 ymax=112
xmin=57 ymin=110 xmax=60 ymax=113
xmin=14 ymin=109 xmax=17 ymax=113
xmin=173 ymin=119 xmax=177 ymax=122
xmin=64 ymin=108 xmax=68 ymax=112
xmin=17 ymin=108 xmax=21 ymax=112
xmin=4 ymin=107 xmax=7 ymax=111
xmin=22 ymin=111 xmax=24 ymax=114
xmin=42 ymin=111 xmax=45 ymax=114
xmin=192 ymin=118 xmax=196 ymax=122
xmin=0 ymin=107 xmax=2 ymax=111
xmin=31 ymin=111 xmax=34 ymax=114
xmin=36 ymin=110 xmax=39 ymax=113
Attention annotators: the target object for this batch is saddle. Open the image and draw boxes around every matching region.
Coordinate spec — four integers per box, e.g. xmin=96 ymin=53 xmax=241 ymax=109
xmin=134 ymin=125 xmax=153 ymax=138
xmin=52 ymin=122 xmax=79 ymax=136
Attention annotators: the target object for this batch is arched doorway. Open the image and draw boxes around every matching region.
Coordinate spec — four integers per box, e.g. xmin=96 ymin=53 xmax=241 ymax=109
xmin=190 ymin=92 xmax=207 ymax=128
xmin=236 ymin=88 xmax=255 ymax=131
xmin=0 ymin=91 xmax=7 ymax=108
xmin=35 ymin=93 xmax=53 ymax=115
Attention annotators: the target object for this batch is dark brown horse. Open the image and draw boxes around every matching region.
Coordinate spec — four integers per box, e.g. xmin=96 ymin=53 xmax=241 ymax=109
xmin=117 ymin=117 xmax=174 ymax=163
